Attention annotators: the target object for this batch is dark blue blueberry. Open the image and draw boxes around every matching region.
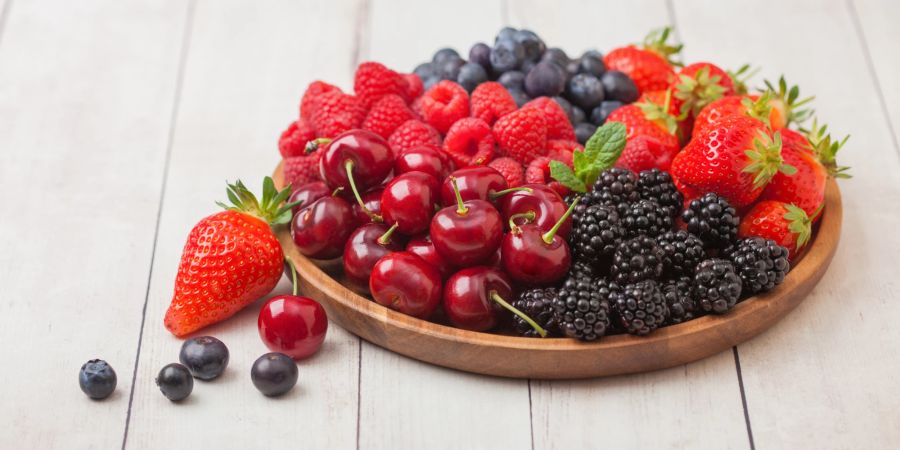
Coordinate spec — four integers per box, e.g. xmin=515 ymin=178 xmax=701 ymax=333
xmin=508 ymin=89 xmax=531 ymax=108
xmin=575 ymin=122 xmax=598 ymax=144
xmin=423 ymin=76 xmax=441 ymax=90
xmin=490 ymin=39 xmax=525 ymax=73
xmin=566 ymin=73 xmax=605 ymax=111
xmin=468 ymin=42 xmax=492 ymax=70
xmin=601 ymin=71 xmax=640 ymax=103
xmin=432 ymin=47 xmax=461 ymax=65
xmin=571 ymin=106 xmax=586 ymax=124
xmin=541 ymin=47 xmax=570 ymax=69
xmin=498 ymin=71 xmax=525 ymax=91
xmin=414 ymin=62 xmax=436 ymax=81
xmin=520 ymin=59 xmax=537 ymax=75
xmin=437 ymin=58 xmax=465 ymax=80
xmin=156 ymin=363 xmax=193 ymax=402
xmin=495 ymin=26 xmax=518 ymax=43
xmin=513 ymin=29 xmax=545 ymax=62
xmin=578 ymin=52 xmax=606 ymax=77
xmin=552 ymin=96 xmax=574 ymax=123
xmin=179 ymin=336 xmax=229 ymax=381
xmin=251 ymin=352 xmax=298 ymax=397
xmin=583 ymin=49 xmax=604 ymax=60
xmin=457 ymin=62 xmax=489 ymax=92
xmin=591 ymin=100 xmax=625 ymax=125
xmin=565 ymin=58 xmax=581 ymax=79
xmin=524 ymin=61 xmax=565 ymax=98
xmin=79 ymin=359 xmax=117 ymax=400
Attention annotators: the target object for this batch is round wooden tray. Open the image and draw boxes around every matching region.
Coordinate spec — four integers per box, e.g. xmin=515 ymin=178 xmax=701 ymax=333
xmin=273 ymin=162 xmax=842 ymax=379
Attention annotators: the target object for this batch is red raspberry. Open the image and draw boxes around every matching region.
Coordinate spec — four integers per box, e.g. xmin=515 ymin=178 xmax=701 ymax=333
xmin=525 ymin=157 xmax=571 ymax=197
xmin=614 ymin=134 xmax=677 ymax=173
xmin=309 ymin=91 xmax=366 ymax=138
xmin=283 ymin=150 xmax=323 ymax=188
xmin=548 ymin=149 xmax=574 ymax=167
xmin=300 ymin=81 xmax=341 ymax=123
xmin=442 ymin=118 xmax=496 ymax=167
xmin=522 ymin=97 xmax=576 ymax=140
xmin=488 ymin=157 xmax=525 ymax=187
xmin=545 ymin=139 xmax=583 ymax=156
xmin=362 ymin=94 xmax=416 ymax=139
xmin=388 ymin=119 xmax=442 ymax=155
xmin=354 ymin=62 xmax=410 ymax=108
xmin=278 ymin=119 xmax=316 ymax=158
xmin=492 ymin=107 xmax=548 ymax=165
xmin=419 ymin=80 xmax=470 ymax=134
xmin=470 ymin=82 xmax=517 ymax=125
xmin=404 ymin=73 xmax=424 ymax=100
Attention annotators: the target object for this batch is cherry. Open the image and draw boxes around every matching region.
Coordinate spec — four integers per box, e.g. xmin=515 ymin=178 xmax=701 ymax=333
xmin=258 ymin=262 xmax=328 ymax=360
xmin=318 ymin=129 xmax=393 ymax=222
xmin=406 ymin=234 xmax=453 ymax=279
xmin=369 ymin=251 xmax=442 ymax=319
xmin=343 ymin=223 xmax=403 ymax=286
xmin=430 ymin=177 xmax=503 ymax=267
xmin=443 ymin=266 xmax=546 ymax=335
xmin=498 ymin=183 xmax=572 ymax=238
xmin=288 ymin=181 xmax=329 ymax=216
xmin=394 ymin=145 xmax=449 ymax=180
xmin=439 ymin=166 xmax=507 ymax=206
xmin=351 ymin=188 xmax=384 ymax=224
xmin=291 ymin=195 xmax=356 ymax=259
xmin=381 ymin=171 xmax=439 ymax=235
xmin=501 ymin=198 xmax=578 ymax=286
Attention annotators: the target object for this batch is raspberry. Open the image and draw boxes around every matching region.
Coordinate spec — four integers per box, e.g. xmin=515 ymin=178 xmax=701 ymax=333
xmin=442 ymin=118 xmax=496 ymax=167
xmin=299 ymin=81 xmax=341 ymax=123
xmin=546 ymin=139 xmax=583 ymax=156
xmin=283 ymin=150 xmax=322 ymax=188
xmin=419 ymin=80 xmax=470 ymax=134
xmin=278 ymin=119 xmax=316 ymax=158
xmin=522 ymin=97 xmax=576 ymax=140
xmin=354 ymin=61 xmax=410 ymax=108
xmin=615 ymin=135 xmax=678 ymax=173
xmin=525 ymin=157 xmax=570 ymax=197
xmin=404 ymin=73 xmax=423 ymax=100
xmin=493 ymin=107 xmax=548 ymax=164
xmin=362 ymin=94 xmax=416 ymax=139
xmin=470 ymin=82 xmax=517 ymax=125
xmin=388 ymin=119 xmax=442 ymax=155
xmin=488 ymin=157 xmax=525 ymax=187
xmin=309 ymin=91 xmax=366 ymax=138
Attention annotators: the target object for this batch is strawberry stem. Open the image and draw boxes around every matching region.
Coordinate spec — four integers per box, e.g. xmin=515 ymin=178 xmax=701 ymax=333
xmin=377 ymin=223 xmax=399 ymax=246
xmin=449 ymin=176 xmax=468 ymax=216
xmin=216 ymin=177 xmax=296 ymax=226
xmin=345 ymin=159 xmax=383 ymax=223
xmin=508 ymin=211 xmax=536 ymax=231
xmin=490 ymin=291 xmax=547 ymax=338
xmin=541 ymin=197 xmax=578 ymax=245
xmin=488 ymin=187 xmax=533 ymax=200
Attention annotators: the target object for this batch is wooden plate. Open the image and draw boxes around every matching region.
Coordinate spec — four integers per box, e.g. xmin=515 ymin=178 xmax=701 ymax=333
xmin=273 ymin=162 xmax=842 ymax=379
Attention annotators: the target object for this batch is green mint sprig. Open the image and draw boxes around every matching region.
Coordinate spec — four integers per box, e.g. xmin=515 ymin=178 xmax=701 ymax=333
xmin=549 ymin=122 xmax=627 ymax=193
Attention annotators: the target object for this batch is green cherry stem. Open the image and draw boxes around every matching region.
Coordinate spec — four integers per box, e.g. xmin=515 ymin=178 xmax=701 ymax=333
xmin=541 ymin=197 xmax=579 ymax=245
xmin=490 ymin=291 xmax=547 ymax=338
xmin=488 ymin=186 xmax=533 ymax=200
xmin=450 ymin=176 xmax=468 ymax=216
xmin=345 ymin=159 xmax=383 ymax=222
xmin=287 ymin=259 xmax=299 ymax=297
xmin=508 ymin=211 xmax=536 ymax=231
xmin=305 ymin=137 xmax=332 ymax=154
xmin=377 ymin=223 xmax=399 ymax=246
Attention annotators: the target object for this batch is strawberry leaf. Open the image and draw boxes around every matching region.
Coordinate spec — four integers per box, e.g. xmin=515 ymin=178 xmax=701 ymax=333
xmin=550 ymin=161 xmax=586 ymax=193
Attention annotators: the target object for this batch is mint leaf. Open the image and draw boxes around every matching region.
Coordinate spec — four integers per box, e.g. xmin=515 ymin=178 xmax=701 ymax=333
xmin=549 ymin=161 xmax=586 ymax=193
xmin=584 ymin=122 xmax=627 ymax=164
xmin=550 ymin=122 xmax=627 ymax=192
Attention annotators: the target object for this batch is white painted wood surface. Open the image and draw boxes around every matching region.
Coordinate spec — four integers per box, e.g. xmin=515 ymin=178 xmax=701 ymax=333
xmin=0 ymin=1 xmax=897 ymax=449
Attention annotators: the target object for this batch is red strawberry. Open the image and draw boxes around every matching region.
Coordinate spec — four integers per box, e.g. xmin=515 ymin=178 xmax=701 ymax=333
xmin=442 ymin=117 xmax=496 ymax=167
xmin=693 ymin=77 xmax=814 ymax=136
xmin=419 ymin=80 xmax=470 ymax=134
xmin=309 ymin=91 xmax=366 ymax=138
xmin=492 ymin=107 xmax=548 ymax=164
xmin=522 ymin=97 xmax=576 ymax=140
xmin=525 ymin=157 xmax=570 ymax=196
xmin=470 ymin=82 xmax=517 ymax=125
xmin=388 ymin=119 xmax=442 ymax=154
xmin=603 ymin=27 xmax=681 ymax=94
xmin=606 ymin=94 xmax=680 ymax=151
xmin=615 ymin=134 xmax=678 ymax=172
xmin=488 ymin=157 xmax=525 ymax=187
xmin=671 ymin=62 xmax=735 ymax=119
xmin=739 ymin=200 xmax=814 ymax=259
xmin=283 ymin=149 xmax=323 ymax=188
xmin=354 ymin=61 xmax=410 ymax=108
xmin=362 ymin=94 xmax=416 ymax=139
xmin=300 ymin=81 xmax=341 ymax=123
xmin=278 ymin=119 xmax=316 ymax=158
xmin=164 ymin=178 xmax=295 ymax=337
xmin=670 ymin=115 xmax=795 ymax=209
xmin=638 ymin=89 xmax=689 ymax=141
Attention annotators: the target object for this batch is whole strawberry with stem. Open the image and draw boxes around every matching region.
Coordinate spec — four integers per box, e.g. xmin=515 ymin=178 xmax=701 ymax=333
xmin=739 ymin=200 xmax=817 ymax=259
xmin=671 ymin=62 xmax=735 ymax=120
xmin=603 ymin=27 xmax=682 ymax=95
xmin=165 ymin=178 xmax=297 ymax=337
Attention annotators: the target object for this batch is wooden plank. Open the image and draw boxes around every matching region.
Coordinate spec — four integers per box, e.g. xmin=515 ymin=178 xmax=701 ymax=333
xmin=510 ymin=1 xmax=751 ymax=448
xmin=852 ymin=0 xmax=900 ymax=148
xmin=0 ymin=0 xmax=187 ymax=448
xmin=123 ymin=1 xmax=363 ymax=448
xmin=672 ymin=0 xmax=900 ymax=447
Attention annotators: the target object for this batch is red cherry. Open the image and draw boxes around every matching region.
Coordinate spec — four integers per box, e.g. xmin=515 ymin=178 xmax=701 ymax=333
xmin=343 ymin=223 xmax=404 ymax=286
xmin=498 ymin=183 xmax=572 ymax=238
xmin=318 ymin=130 xmax=393 ymax=191
xmin=501 ymin=199 xmax=577 ymax=286
xmin=291 ymin=195 xmax=356 ymax=259
xmin=394 ymin=145 xmax=449 ymax=180
xmin=430 ymin=177 xmax=503 ymax=267
xmin=439 ymin=166 xmax=507 ymax=206
xmin=258 ymin=291 xmax=328 ymax=360
xmin=381 ymin=171 xmax=439 ymax=235
xmin=443 ymin=266 xmax=547 ymax=335
xmin=288 ymin=181 xmax=330 ymax=216
xmin=406 ymin=234 xmax=454 ymax=279
xmin=369 ymin=252 xmax=442 ymax=319
xmin=351 ymin=188 xmax=384 ymax=224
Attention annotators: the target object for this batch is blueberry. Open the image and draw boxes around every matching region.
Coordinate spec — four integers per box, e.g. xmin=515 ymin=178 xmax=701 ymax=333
xmin=552 ymin=96 xmax=574 ymax=123
xmin=575 ymin=122 xmax=598 ymax=144
xmin=414 ymin=62 xmax=435 ymax=80
xmin=601 ymin=71 xmax=640 ymax=103
xmin=583 ymin=49 xmax=604 ymax=60
xmin=571 ymin=106 xmax=586 ymax=124
xmin=578 ymin=53 xmax=606 ymax=77
xmin=541 ymin=47 xmax=570 ymax=69
xmin=565 ymin=59 xmax=581 ymax=79
xmin=566 ymin=73 xmax=605 ymax=111
xmin=423 ymin=76 xmax=441 ymax=90
xmin=495 ymin=26 xmax=518 ymax=43
xmin=498 ymin=71 xmax=525 ymax=91
xmin=591 ymin=100 xmax=625 ymax=125
xmin=457 ymin=62 xmax=488 ymax=92
xmin=513 ymin=29 xmax=545 ymax=62
xmin=432 ymin=48 xmax=461 ymax=65
xmin=79 ymin=359 xmax=117 ymax=400
xmin=179 ymin=336 xmax=229 ymax=381
xmin=251 ymin=352 xmax=298 ymax=397
xmin=437 ymin=58 xmax=465 ymax=80
xmin=524 ymin=61 xmax=566 ymax=97
xmin=468 ymin=42 xmax=492 ymax=71
xmin=508 ymin=89 xmax=531 ymax=108
xmin=520 ymin=59 xmax=537 ymax=75
xmin=490 ymin=39 xmax=525 ymax=73
xmin=156 ymin=363 xmax=193 ymax=402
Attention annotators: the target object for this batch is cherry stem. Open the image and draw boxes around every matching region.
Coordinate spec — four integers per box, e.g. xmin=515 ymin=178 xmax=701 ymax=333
xmin=305 ymin=137 xmax=332 ymax=154
xmin=541 ymin=197 xmax=579 ymax=245
xmin=345 ymin=159 xmax=383 ymax=223
xmin=449 ymin=176 xmax=468 ymax=216
xmin=508 ymin=211 xmax=536 ymax=231
xmin=488 ymin=186 xmax=532 ymax=200
xmin=490 ymin=291 xmax=547 ymax=338
xmin=377 ymin=223 xmax=399 ymax=246
xmin=287 ymin=259 xmax=299 ymax=297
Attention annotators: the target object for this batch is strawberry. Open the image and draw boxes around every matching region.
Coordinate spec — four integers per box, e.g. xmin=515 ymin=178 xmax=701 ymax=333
xmin=522 ymin=97 xmax=577 ymax=141
xmin=354 ymin=61 xmax=411 ymax=108
xmin=669 ymin=115 xmax=795 ymax=208
xmin=278 ymin=119 xmax=316 ymax=158
xmin=164 ymin=178 xmax=296 ymax=337
xmin=671 ymin=62 xmax=735 ymax=119
xmin=739 ymin=200 xmax=815 ymax=259
xmin=607 ymin=92 xmax=681 ymax=151
xmin=693 ymin=77 xmax=813 ymax=136
xmin=603 ymin=27 xmax=682 ymax=94
xmin=492 ymin=107 xmax=548 ymax=164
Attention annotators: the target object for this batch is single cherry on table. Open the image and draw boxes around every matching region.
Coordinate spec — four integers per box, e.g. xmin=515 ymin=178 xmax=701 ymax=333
xmin=343 ymin=222 xmax=404 ymax=286
xmin=430 ymin=176 xmax=504 ymax=267
xmin=369 ymin=251 xmax=442 ymax=319
xmin=258 ymin=262 xmax=328 ymax=360
xmin=443 ymin=266 xmax=547 ymax=336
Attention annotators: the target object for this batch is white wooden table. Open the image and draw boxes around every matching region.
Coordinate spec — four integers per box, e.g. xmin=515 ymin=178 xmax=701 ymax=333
xmin=1 ymin=0 xmax=898 ymax=448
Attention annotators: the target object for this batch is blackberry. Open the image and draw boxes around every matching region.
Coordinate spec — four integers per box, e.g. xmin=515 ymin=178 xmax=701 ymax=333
xmin=611 ymin=236 xmax=664 ymax=284
xmin=620 ymin=199 xmax=673 ymax=238
xmin=662 ymin=276 xmax=698 ymax=325
xmin=636 ymin=169 xmax=683 ymax=216
xmin=681 ymin=193 xmax=740 ymax=248
xmin=570 ymin=203 xmax=624 ymax=265
xmin=511 ymin=287 xmax=561 ymax=337
xmin=693 ymin=259 xmax=742 ymax=314
xmin=552 ymin=274 xmax=613 ymax=341
xmin=568 ymin=260 xmax=596 ymax=279
xmin=580 ymin=168 xmax=639 ymax=210
xmin=724 ymin=237 xmax=791 ymax=296
xmin=612 ymin=280 xmax=668 ymax=335
xmin=655 ymin=230 xmax=706 ymax=277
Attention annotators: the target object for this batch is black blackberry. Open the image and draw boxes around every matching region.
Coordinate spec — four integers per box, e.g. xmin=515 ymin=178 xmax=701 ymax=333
xmin=552 ymin=274 xmax=613 ymax=341
xmin=611 ymin=236 xmax=664 ymax=284
xmin=570 ymin=203 xmax=624 ymax=265
xmin=620 ymin=199 xmax=674 ymax=238
xmin=662 ymin=276 xmax=698 ymax=325
xmin=636 ymin=169 xmax=683 ymax=217
xmin=681 ymin=193 xmax=740 ymax=248
xmin=580 ymin=168 xmax=639 ymax=210
xmin=511 ymin=287 xmax=561 ymax=337
xmin=655 ymin=230 xmax=706 ymax=277
xmin=612 ymin=280 xmax=668 ymax=335
xmin=692 ymin=258 xmax=742 ymax=314
xmin=723 ymin=237 xmax=791 ymax=296
xmin=567 ymin=260 xmax=595 ymax=279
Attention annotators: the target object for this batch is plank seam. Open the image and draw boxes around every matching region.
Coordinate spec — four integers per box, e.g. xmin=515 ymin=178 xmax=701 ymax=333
xmin=0 ymin=0 xmax=13 ymax=49
xmin=355 ymin=339 xmax=362 ymax=450
xmin=353 ymin=2 xmax=369 ymax=448
xmin=527 ymin=380 xmax=535 ymax=450
xmin=733 ymin=347 xmax=756 ymax=450
xmin=120 ymin=1 xmax=197 ymax=448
